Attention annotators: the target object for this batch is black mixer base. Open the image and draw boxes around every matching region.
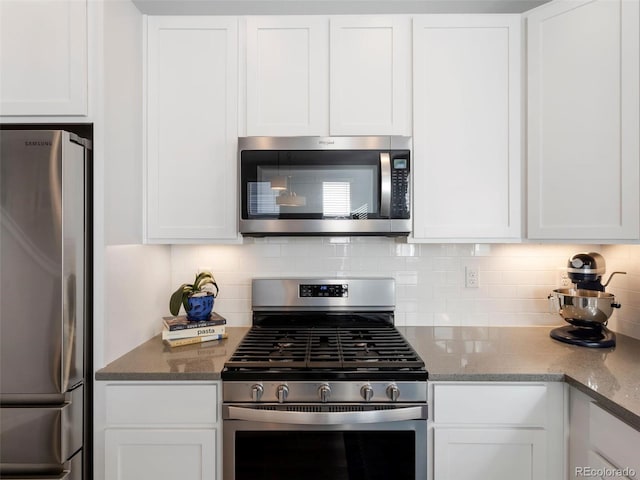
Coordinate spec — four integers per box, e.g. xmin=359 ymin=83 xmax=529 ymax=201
xmin=550 ymin=325 xmax=616 ymax=348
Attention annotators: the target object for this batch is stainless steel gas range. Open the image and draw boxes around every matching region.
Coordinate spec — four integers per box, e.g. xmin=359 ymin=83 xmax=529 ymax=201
xmin=222 ymin=278 xmax=428 ymax=480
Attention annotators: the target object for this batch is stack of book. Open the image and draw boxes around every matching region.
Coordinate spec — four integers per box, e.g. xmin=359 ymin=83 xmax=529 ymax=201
xmin=162 ymin=311 xmax=227 ymax=347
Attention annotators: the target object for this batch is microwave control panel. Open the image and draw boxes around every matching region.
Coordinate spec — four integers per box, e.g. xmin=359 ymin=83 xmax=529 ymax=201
xmin=391 ymin=156 xmax=410 ymax=218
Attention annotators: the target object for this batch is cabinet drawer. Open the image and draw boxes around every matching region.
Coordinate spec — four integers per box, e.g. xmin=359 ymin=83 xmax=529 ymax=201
xmin=589 ymin=403 xmax=640 ymax=478
xmin=433 ymin=383 xmax=548 ymax=426
xmin=105 ymin=382 xmax=218 ymax=426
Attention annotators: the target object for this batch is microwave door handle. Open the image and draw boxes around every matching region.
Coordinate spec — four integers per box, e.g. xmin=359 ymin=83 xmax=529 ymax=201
xmin=380 ymin=152 xmax=391 ymax=218
xmin=227 ymin=405 xmax=426 ymax=425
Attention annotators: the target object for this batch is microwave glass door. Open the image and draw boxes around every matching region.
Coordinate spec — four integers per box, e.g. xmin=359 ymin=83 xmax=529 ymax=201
xmin=242 ymin=151 xmax=381 ymax=220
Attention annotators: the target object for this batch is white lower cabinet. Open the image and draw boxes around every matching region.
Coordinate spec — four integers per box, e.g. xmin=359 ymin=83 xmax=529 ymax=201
xmin=105 ymin=429 xmax=216 ymax=480
xmin=569 ymin=386 xmax=639 ymax=480
xmin=429 ymin=382 xmax=565 ymax=480
xmin=435 ymin=428 xmax=546 ymax=480
xmin=97 ymin=381 xmax=222 ymax=480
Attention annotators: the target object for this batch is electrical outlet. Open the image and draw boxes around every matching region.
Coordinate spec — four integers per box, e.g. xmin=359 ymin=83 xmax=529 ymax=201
xmin=557 ymin=269 xmax=571 ymax=287
xmin=465 ymin=266 xmax=479 ymax=288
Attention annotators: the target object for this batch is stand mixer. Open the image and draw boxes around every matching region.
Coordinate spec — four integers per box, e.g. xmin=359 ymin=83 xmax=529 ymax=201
xmin=549 ymin=252 xmax=626 ymax=348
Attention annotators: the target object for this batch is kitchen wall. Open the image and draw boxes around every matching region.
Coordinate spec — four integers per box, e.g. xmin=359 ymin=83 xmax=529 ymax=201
xmin=105 ymin=245 xmax=171 ymax=362
xmin=169 ymin=239 xmax=624 ymax=329
xmin=602 ymin=244 xmax=640 ymax=339
xmin=100 ymin=240 xmax=638 ymax=365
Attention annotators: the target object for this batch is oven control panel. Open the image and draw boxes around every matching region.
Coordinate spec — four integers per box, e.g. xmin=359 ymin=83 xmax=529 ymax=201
xmin=223 ymin=381 xmax=428 ymax=404
xmin=299 ymin=284 xmax=348 ymax=298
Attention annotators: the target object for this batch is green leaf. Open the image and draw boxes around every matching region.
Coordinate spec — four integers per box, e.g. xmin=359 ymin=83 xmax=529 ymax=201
xmin=182 ymin=295 xmax=190 ymax=313
xmin=193 ymin=271 xmax=213 ymax=291
xmin=169 ymin=283 xmax=193 ymax=316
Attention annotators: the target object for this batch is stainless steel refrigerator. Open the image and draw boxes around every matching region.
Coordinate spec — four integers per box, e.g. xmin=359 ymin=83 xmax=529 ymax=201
xmin=0 ymin=129 xmax=91 ymax=480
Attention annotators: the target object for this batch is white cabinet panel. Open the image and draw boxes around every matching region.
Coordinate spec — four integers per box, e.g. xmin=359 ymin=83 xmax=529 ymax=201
xmin=568 ymin=386 xmax=639 ymax=480
xmin=412 ymin=15 xmax=522 ymax=241
xmin=0 ymin=0 xmax=87 ymax=116
xmin=527 ymin=0 xmax=640 ymax=240
xmin=330 ymin=16 xmax=410 ymax=135
xmin=105 ymin=383 xmax=218 ymax=426
xmin=589 ymin=403 xmax=640 ymax=479
xmin=433 ymin=383 xmax=547 ymax=426
xmin=586 ymin=451 xmax=634 ymax=480
xmin=145 ymin=16 xmax=238 ymax=242
xmin=434 ymin=428 xmax=546 ymax=480
xmin=105 ymin=429 xmax=216 ymax=480
xmin=245 ymin=16 xmax=328 ymax=136
xmin=430 ymin=382 xmax=565 ymax=480
xmin=244 ymin=15 xmax=410 ymax=137
xmin=97 ymin=381 xmax=222 ymax=480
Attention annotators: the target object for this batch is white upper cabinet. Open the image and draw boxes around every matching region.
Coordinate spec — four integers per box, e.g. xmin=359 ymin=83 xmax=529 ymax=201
xmin=245 ymin=16 xmax=329 ymax=136
xmin=145 ymin=16 xmax=238 ymax=242
xmin=243 ymin=15 xmax=411 ymax=136
xmin=329 ymin=16 xmax=411 ymax=135
xmin=0 ymin=0 xmax=88 ymax=116
xmin=527 ymin=0 xmax=640 ymax=240
xmin=412 ymin=15 xmax=522 ymax=241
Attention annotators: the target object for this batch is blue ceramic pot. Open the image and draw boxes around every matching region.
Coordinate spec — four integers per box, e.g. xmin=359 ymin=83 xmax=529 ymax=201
xmin=186 ymin=294 xmax=214 ymax=321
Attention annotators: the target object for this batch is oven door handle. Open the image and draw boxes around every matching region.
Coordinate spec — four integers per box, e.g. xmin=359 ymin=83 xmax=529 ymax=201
xmin=226 ymin=405 xmax=427 ymax=425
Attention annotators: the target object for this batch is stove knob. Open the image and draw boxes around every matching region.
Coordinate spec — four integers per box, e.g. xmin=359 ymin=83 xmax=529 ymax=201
xmin=251 ymin=384 xmax=264 ymax=402
xmin=360 ymin=384 xmax=374 ymax=402
xmin=318 ymin=384 xmax=331 ymax=403
xmin=386 ymin=384 xmax=400 ymax=402
xmin=276 ymin=384 xmax=289 ymax=403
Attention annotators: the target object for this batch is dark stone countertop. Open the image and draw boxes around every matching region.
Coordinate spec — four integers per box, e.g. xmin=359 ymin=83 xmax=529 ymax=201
xmin=96 ymin=325 xmax=640 ymax=430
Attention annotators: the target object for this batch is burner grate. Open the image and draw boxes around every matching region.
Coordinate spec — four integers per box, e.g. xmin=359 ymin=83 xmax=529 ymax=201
xmin=224 ymin=326 xmax=425 ymax=372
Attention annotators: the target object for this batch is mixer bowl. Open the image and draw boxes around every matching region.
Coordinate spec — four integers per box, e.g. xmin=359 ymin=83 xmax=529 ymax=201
xmin=550 ymin=288 xmax=620 ymax=325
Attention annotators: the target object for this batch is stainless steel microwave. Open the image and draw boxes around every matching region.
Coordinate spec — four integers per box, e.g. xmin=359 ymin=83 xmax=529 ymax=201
xmin=239 ymin=136 xmax=411 ymax=236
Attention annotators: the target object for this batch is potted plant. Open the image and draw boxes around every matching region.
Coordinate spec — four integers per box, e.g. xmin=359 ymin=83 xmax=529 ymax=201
xmin=169 ymin=271 xmax=219 ymax=321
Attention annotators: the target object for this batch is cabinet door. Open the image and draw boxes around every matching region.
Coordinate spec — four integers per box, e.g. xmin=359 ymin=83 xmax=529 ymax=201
xmin=105 ymin=429 xmax=216 ymax=480
xmin=146 ymin=17 xmax=238 ymax=242
xmin=434 ymin=428 xmax=546 ymax=480
xmin=329 ymin=16 xmax=410 ymax=135
xmin=527 ymin=0 xmax=640 ymax=240
xmin=589 ymin=402 xmax=640 ymax=479
xmin=0 ymin=0 xmax=87 ymax=116
xmin=412 ymin=15 xmax=522 ymax=241
xmin=585 ymin=451 xmax=633 ymax=480
xmin=245 ymin=16 xmax=328 ymax=136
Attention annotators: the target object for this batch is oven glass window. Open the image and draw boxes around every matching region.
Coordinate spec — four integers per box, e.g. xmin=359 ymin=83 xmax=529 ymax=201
xmin=235 ymin=431 xmax=415 ymax=480
xmin=241 ymin=151 xmax=380 ymax=219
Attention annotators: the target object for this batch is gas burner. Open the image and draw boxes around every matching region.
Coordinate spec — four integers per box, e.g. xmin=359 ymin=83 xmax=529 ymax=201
xmin=354 ymin=351 xmax=380 ymax=361
xmin=222 ymin=278 xmax=428 ymax=382
xmin=224 ymin=324 xmax=426 ymax=379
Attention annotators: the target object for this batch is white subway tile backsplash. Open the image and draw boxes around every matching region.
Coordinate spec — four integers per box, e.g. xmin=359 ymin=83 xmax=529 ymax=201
xmin=167 ymin=240 xmax=639 ymax=340
xmin=601 ymin=245 xmax=640 ymax=340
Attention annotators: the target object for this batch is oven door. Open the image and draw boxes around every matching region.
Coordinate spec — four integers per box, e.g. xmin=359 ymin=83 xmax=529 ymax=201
xmin=223 ymin=404 xmax=427 ymax=480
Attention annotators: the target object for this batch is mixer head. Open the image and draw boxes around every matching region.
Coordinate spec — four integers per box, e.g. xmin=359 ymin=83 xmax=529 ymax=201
xmin=567 ymin=252 xmax=606 ymax=291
